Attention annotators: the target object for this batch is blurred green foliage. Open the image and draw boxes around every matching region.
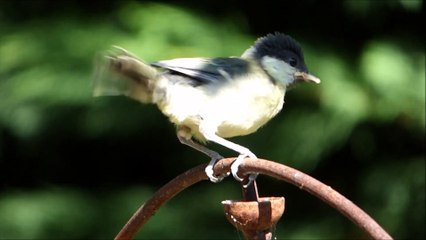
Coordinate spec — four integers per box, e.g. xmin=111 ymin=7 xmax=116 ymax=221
xmin=0 ymin=1 xmax=424 ymax=239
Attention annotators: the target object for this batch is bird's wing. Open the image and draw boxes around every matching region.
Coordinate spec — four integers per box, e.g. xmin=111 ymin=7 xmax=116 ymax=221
xmin=151 ymin=57 xmax=249 ymax=84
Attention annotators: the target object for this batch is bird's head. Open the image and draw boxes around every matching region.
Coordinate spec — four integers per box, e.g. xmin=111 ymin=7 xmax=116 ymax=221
xmin=242 ymin=32 xmax=320 ymax=88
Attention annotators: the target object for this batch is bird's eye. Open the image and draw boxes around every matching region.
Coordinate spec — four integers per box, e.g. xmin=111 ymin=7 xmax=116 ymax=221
xmin=288 ymin=57 xmax=297 ymax=67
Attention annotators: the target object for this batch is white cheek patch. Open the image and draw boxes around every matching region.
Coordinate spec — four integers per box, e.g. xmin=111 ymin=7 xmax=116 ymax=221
xmin=261 ymin=56 xmax=294 ymax=86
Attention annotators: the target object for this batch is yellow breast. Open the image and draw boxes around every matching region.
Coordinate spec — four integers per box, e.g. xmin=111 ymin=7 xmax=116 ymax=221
xmin=156 ymin=72 xmax=286 ymax=141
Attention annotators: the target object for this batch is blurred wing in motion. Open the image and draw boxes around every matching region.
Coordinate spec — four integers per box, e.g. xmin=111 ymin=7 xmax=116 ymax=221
xmin=91 ymin=51 xmax=134 ymax=97
xmin=91 ymin=47 xmax=158 ymax=103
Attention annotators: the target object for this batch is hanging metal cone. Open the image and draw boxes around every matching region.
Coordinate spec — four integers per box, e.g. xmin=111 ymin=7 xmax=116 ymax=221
xmin=222 ymin=197 xmax=285 ymax=240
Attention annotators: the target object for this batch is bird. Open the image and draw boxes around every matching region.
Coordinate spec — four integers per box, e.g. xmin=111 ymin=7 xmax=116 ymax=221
xmin=92 ymin=32 xmax=320 ymax=187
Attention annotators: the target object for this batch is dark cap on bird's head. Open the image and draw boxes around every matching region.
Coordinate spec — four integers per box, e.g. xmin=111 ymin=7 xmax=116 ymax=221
xmin=252 ymin=33 xmax=307 ymax=71
xmin=242 ymin=32 xmax=320 ymax=85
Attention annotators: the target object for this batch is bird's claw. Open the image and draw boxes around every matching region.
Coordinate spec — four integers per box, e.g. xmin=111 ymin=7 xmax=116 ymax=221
xmin=231 ymin=152 xmax=258 ymax=188
xmin=244 ymin=173 xmax=259 ymax=188
xmin=205 ymin=155 xmax=230 ymax=183
xmin=204 ymin=151 xmax=258 ymax=186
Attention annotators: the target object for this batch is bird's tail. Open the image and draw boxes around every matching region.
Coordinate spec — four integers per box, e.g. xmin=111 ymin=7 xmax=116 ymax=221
xmin=92 ymin=46 xmax=158 ymax=103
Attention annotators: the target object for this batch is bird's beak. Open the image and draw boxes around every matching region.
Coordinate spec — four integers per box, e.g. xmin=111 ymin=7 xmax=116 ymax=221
xmin=294 ymin=72 xmax=321 ymax=84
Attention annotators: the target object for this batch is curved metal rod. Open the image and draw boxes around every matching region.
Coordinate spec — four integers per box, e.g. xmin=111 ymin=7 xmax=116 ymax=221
xmin=114 ymin=158 xmax=393 ymax=240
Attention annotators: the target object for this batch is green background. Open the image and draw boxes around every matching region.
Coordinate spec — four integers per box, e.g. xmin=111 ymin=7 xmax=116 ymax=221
xmin=0 ymin=0 xmax=424 ymax=239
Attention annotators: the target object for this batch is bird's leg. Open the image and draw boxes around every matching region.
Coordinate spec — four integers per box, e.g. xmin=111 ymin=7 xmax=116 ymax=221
xmin=199 ymin=124 xmax=258 ymax=188
xmin=177 ymin=128 xmax=229 ymax=183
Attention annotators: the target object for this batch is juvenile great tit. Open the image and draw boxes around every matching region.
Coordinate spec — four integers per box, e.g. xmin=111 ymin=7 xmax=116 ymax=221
xmin=93 ymin=32 xmax=320 ymax=186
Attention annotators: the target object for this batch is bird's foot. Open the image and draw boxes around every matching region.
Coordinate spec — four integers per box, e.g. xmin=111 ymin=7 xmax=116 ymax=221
xmin=231 ymin=151 xmax=258 ymax=188
xmin=205 ymin=154 xmax=230 ymax=183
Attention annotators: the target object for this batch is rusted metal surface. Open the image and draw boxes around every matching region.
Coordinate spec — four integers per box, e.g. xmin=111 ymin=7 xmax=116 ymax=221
xmin=222 ymin=197 xmax=285 ymax=240
xmin=114 ymin=158 xmax=393 ymax=240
